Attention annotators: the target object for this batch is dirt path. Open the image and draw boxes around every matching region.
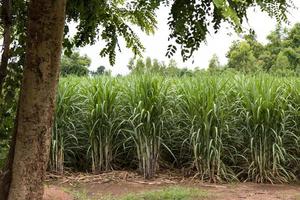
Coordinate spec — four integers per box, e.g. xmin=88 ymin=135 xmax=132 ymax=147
xmin=44 ymin=171 xmax=300 ymax=200
xmin=43 ymin=185 xmax=73 ymax=200
xmin=202 ymin=183 xmax=300 ymax=200
xmin=44 ymin=182 xmax=300 ymax=200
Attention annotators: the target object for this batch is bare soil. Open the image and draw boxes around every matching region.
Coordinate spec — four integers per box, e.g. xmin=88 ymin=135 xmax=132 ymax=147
xmin=43 ymin=185 xmax=73 ymax=200
xmin=44 ymin=171 xmax=300 ymax=200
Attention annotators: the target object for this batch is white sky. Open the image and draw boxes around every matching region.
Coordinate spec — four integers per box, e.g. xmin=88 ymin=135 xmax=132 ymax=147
xmin=76 ymin=2 xmax=300 ymax=75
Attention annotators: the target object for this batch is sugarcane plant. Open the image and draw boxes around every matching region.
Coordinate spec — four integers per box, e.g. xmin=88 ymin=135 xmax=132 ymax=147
xmin=82 ymin=77 xmax=124 ymax=172
xmin=51 ymin=78 xmax=82 ymax=173
xmin=123 ymin=75 xmax=171 ymax=179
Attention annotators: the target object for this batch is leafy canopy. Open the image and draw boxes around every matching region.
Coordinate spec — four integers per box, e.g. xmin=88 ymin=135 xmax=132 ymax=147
xmin=208 ymin=54 xmax=221 ymax=70
xmin=64 ymin=0 xmax=293 ymax=64
xmin=165 ymin=0 xmax=292 ymax=60
xmin=226 ymin=41 xmax=257 ymax=72
xmin=64 ymin=0 xmax=159 ymax=64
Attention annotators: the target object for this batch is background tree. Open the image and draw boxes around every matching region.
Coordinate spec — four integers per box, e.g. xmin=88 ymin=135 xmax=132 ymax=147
xmin=60 ymin=52 xmax=91 ymax=77
xmin=221 ymin=23 xmax=300 ymax=74
xmin=128 ymin=57 xmax=166 ymax=74
xmin=263 ymin=24 xmax=287 ymax=71
xmin=135 ymin=58 xmax=146 ymax=73
xmin=128 ymin=57 xmax=202 ymax=77
xmin=265 ymin=23 xmax=300 ymax=72
xmin=152 ymin=59 xmax=163 ymax=72
xmin=244 ymin=33 xmax=265 ymax=58
xmin=226 ymin=41 xmax=258 ymax=73
xmin=91 ymin=65 xmax=106 ymax=76
xmin=127 ymin=58 xmax=135 ymax=71
xmin=281 ymin=47 xmax=300 ymax=71
xmin=165 ymin=59 xmax=179 ymax=75
xmin=273 ymin=51 xmax=291 ymax=70
xmin=281 ymin=24 xmax=300 ymax=71
xmin=208 ymin=54 xmax=221 ymax=70
xmin=145 ymin=57 xmax=152 ymax=69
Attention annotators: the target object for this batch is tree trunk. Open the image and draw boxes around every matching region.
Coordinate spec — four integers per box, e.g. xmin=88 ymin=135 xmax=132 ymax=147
xmin=0 ymin=0 xmax=66 ymax=199
xmin=0 ymin=0 xmax=12 ymax=91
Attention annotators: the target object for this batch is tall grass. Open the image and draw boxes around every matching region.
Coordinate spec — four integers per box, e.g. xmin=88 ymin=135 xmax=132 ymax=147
xmin=51 ymin=78 xmax=82 ymax=172
xmin=234 ymin=76 xmax=300 ymax=183
xmin=81 ymin=77 xmax=124 ymax=172
xmin=51 ymin=73 xmax=300 ymax=182
xmin=123 ymin=75 xmax=171 ymax=178
xmin=175 ymin=76 xmax=236 ymax=182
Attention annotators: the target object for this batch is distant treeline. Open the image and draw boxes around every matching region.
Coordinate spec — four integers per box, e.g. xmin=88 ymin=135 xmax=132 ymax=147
xmin=128 ymin=23 xmax=300 ymax=76
xmin=60 ymin=23 xmax=300 ymax=77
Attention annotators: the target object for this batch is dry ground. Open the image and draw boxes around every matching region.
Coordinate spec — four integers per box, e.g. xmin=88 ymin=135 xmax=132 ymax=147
xmin=43 ymin=171 xmax=300 ymax=200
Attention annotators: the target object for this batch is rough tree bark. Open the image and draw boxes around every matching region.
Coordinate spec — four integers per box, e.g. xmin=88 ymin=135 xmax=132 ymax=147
xmin=0 ymin=0 xmax=67 ymax=199
xmin=0 ymin=0 xmax=12 ymax=91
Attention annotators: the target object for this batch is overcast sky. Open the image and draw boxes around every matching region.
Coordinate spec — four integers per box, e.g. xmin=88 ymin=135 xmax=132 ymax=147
xmin=76 ymin=2 xmax=300 ymax=75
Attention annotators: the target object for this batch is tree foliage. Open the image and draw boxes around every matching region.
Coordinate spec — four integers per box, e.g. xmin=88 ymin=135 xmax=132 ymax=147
xmin=60 ymin=52 xmax=91 ymax=77
xmin=128 ymin=57 xmax=193 ymax=76
xmin=227 ymin=41 xmax=257 ymax=73
xmin=91 ymin=65 xmax=107 ymax=76
xmin=208 ymin=54 xmax=221 ymax=70
xmin=64 ymin=0 xmax=158 ymax=65
xmin=224 ymin=23 xmax=300 ymax=74
xmin=166 ymin=0 xmax=292 ymax=60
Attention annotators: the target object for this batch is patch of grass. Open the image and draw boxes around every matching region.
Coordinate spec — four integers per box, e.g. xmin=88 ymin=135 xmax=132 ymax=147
xmin=72 ymin=190 xmax=91 ymax=200
xmin=102 ymin=186 xmax=208 ymax=200
xmin=64 ymin=187 xmax=94 ymax=200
